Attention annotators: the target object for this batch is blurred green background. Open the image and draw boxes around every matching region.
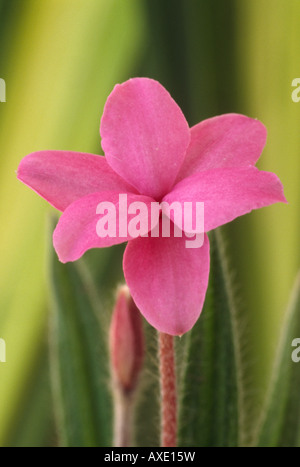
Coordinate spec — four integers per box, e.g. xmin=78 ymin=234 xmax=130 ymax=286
xmin=0 ymin=0 xmax=299 ymax=447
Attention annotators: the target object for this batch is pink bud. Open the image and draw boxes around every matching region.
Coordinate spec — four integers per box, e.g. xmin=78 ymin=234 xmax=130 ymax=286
xmin=109 ymin=285 xmax=144 ymax=393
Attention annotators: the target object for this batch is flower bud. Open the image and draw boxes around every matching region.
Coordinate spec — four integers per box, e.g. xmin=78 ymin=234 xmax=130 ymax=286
xmin=109 ymin=285 xmax=144 ymax=394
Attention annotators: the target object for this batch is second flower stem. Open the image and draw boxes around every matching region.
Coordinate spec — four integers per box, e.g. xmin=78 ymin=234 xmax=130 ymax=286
xmin=113 ymin=391 xmax=133 ymax=447
xmin=158 ymin=332 xmax=177 ymax=447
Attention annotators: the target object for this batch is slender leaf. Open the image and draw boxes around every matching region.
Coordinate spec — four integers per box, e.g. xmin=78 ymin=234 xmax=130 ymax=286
xmin=4 ymin=345 xmax=54 ymax=447
xmin=48 ymin=218 xmax=112 ymax=447
xmin=255 ymin=272 xmax=300 ymax=447
xmin=134 ymin=322 xmax=160 ymax=447
xmin=178 ymin=229 xmax=242 ymax=447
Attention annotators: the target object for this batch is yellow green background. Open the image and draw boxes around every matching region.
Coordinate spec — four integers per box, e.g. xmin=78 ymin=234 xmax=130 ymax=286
xmin=0 ymin=0 xmax=299 ymax=446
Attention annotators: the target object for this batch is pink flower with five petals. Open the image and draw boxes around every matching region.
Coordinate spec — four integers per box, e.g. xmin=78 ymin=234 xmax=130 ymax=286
xmin=17 ymin=78 xmax=287 ymax=336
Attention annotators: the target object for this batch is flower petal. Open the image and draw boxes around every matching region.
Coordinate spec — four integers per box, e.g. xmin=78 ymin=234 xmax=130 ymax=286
xmin=177 ymin=113 xmax=267 ymax=181
xmin=17 ymin=150 xmax=137 ymax=211
xmin=163 ymin=166 xmax=287 ymax=233
xmin=123 ymin=226 xmax=210 ymax=336
xmin=100 ymin=78 xmax=190 ymax=200
xmin=53 ymin=191 xmax=156 ymax=263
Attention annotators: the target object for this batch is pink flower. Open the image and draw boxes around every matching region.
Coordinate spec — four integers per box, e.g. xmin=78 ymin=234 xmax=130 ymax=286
xmin=17 ymin=78 xmax=287 ymax=336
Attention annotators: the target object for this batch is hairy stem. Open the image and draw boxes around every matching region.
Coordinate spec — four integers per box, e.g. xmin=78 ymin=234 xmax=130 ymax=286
xmin=113 ymin=390 xmax=133 ymax=447
xmin=158 ymin=332 xmax=177 ymax=447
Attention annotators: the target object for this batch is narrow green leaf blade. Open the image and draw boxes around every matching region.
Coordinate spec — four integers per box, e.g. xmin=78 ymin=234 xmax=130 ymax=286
xmin=178 ymin=230 xmax=241 ymax=447
xmin=256 ymin=272 xmax=300 ymax=447
xmin=134 ymin=322 xmax=160 ymax=447
xmin=3 ymin=345 xmax=54 ymax=447
xmin=48 ymin=220 xmax=112 ymax=447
